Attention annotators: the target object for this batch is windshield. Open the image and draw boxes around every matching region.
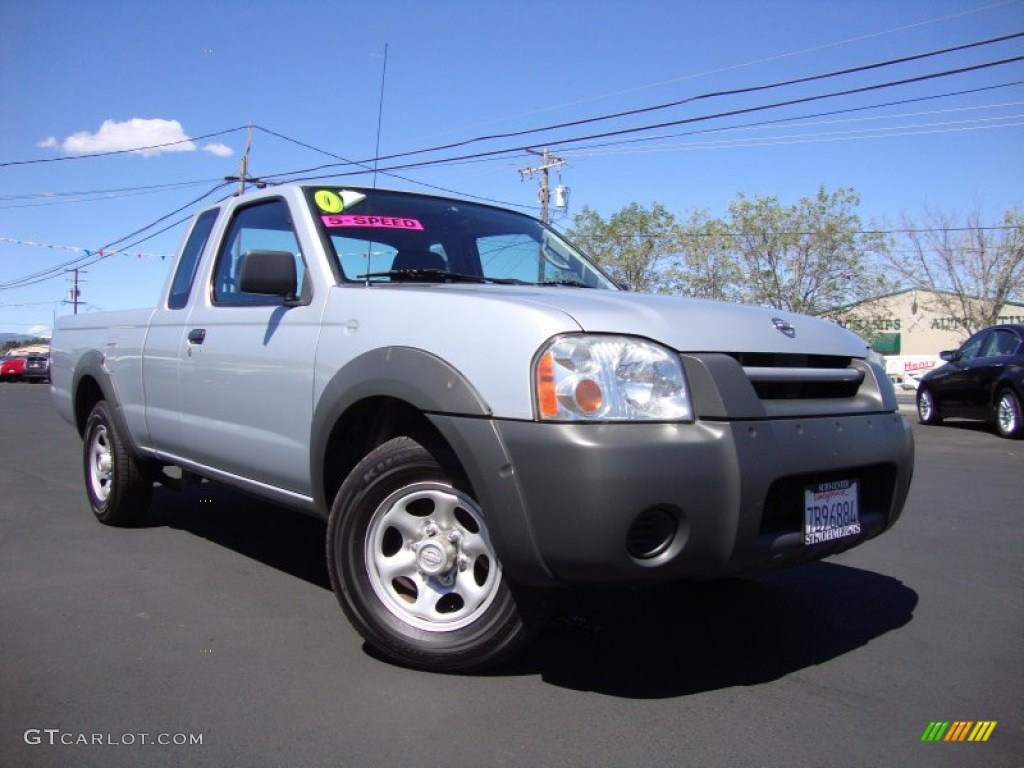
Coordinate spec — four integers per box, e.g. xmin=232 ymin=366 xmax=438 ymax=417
xmin=304 ymin=187 xmax=617 ymax=289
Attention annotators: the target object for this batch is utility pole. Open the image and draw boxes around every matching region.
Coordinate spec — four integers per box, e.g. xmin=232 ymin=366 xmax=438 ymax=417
xmin=225 ymin=123 xmax=261 ymax=194
xmin=64 ymin=268 xmax=83 ymax=315
xmin=519 ymin=148 xmax=565 ymax=224
xmin=238 ymin=122 xmax=253 ymax=195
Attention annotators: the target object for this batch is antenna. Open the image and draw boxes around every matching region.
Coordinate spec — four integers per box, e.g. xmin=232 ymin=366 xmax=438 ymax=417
xmin=367 ymin=43 xmax=389 ymax=289
xmin=372 ymin=44 xmax=389 ymax=190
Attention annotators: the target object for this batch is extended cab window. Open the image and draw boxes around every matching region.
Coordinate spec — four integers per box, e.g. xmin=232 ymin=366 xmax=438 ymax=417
xmin=213 ymin=199 xmax=308 ymax=305
xmin=168 ymin=208 xmax=218 ymax=310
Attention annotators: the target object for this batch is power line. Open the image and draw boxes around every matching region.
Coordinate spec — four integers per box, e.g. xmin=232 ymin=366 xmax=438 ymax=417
xmin=0 ymin=180 xmax=224 ymax=211
xmin=427 ymin=0 xmax=1019 ymax=140
xmin=556 ymin=81 xmax=1024 ymax=157
xmin=570 ymin=115 xmax=1024 ymax=158
xmin=57 ymin=188 xmax=237 ymax=279
xmin=572 ymin=224 xmax=1023 ymax=242
xmin=16 ymin=40 xmax=997 ymax=201
xmin=0 ymin=126 xmax=248 ymax=168
xmin=5 ymin=40 xmax=1020 ymax=291
xmin=267 ymin=55 xmax=1024 ymax=186
xmin=539 ymin=57 xmax=1024 ymax=153
xmin=285 ymin=32 xmax=1024 ymax=177
xmin=0 ymin=179 xmax=221 ymax=203
xmin=253 ymin=125 xmax=532 ymax=210
xmin=0 ymin=182 xmax=232 ymax=290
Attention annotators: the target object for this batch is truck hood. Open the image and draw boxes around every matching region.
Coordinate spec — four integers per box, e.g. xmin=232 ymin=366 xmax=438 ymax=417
xmin=429 ymin=285 xmax=869 ymax=358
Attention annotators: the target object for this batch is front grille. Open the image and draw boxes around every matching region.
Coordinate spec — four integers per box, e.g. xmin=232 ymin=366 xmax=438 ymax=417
xmin=729 ymin=353 xmax=851 ymax=369
xmin=727 ymin=353 xmax=862 ymax=400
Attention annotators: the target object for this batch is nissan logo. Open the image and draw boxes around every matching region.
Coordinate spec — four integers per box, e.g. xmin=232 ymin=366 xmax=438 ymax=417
xmin=772 ymin=317 xmax=796 ymax=338
xmin=420 ymin=547 xmax=443 ymax=568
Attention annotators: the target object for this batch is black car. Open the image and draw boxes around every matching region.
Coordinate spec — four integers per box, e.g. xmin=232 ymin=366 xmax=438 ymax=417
xmin=22 ymin=353 xmax=50 ymax=384
xmin=916 ymin=324 xmax=1024 ymax=439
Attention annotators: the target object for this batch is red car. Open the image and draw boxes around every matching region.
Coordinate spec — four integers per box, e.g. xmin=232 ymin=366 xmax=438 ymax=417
xmin=1 ymin=355 xmax=26 ymax=382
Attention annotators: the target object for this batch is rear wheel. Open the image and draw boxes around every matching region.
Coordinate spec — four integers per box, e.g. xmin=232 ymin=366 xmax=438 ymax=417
xmin=83 ymin=401 xmax=153 ymax=525
xmin=995 ymin=389 xmax=1023 ymax=439
xmin=916 ymin=388 xmax=942 ymax=425
xmin=327 ymin=436 xmax=545 ymax=672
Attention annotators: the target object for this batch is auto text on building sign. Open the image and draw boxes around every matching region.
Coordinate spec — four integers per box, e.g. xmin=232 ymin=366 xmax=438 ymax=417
xmin=23 ymin=729 xmax=203 ymax=746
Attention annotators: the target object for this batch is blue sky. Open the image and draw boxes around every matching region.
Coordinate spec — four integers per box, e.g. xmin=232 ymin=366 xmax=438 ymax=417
xmin=1 ymin=0 xmax=1022 ymax=335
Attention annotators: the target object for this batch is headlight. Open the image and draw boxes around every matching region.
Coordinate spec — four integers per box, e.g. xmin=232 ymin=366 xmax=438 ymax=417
xmin=534 ymin=335 xmax=693 ymax=421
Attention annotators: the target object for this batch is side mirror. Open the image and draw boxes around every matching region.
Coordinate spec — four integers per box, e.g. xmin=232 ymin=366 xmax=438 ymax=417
xmin=239 ymin=250 xmax=298 ymax=302
xmin=939 ymin=349 xmax=960 ymax=363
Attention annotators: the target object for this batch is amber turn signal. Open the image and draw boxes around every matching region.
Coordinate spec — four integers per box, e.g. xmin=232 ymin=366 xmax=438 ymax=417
xmin=536 ymin=352 xmax=559 ymax=418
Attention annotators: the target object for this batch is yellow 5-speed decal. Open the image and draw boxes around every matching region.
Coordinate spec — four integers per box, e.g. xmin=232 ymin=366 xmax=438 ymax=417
xmin=314 ymin=189 xmax=368 ymax=213
xmin=314 ymin=190 xmax=344 ymax=213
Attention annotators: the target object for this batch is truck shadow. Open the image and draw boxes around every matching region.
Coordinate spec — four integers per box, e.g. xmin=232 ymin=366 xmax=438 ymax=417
xmin=144 ymin=480 xmax=917 ymax=699
xmin=145 ymin=480 xmax=331 ymax=591
xmin=508 ymin=565 xmax=918 ymax=698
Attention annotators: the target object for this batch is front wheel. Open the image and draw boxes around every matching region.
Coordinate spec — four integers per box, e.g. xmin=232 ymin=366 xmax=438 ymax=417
xmin=995 ymin=389 xmax=1023 ymax=439
xmin=327 ymin=436 xmax=544 ymax=672
xmin=83 ymin=401 xmax=153 ymax=525
xmin=917 ymin=388 xmax=942 ymax=425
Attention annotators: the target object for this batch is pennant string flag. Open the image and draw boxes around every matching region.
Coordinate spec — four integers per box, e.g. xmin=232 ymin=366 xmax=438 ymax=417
xmin=0 ymin=236 xmax=170 ymax=261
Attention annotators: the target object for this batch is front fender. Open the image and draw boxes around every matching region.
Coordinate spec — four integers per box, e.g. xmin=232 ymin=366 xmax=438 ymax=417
xmin=309 ymin=346 xmax=491 ymax=511
xmin=309 ymin=346 xmax=554 ymax=584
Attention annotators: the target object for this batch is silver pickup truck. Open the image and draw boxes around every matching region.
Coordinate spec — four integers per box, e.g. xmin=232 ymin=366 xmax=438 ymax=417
xmin=51 ymin=184 xmax=914 ymax=671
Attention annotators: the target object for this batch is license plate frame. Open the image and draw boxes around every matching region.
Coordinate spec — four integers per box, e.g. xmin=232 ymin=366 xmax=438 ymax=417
xmin=804 ymin=479 xmax=861 ymax=545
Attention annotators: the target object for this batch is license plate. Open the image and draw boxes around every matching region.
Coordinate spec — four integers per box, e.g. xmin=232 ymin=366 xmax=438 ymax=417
xmin=804 ymin=479 xmax=861 ymax=545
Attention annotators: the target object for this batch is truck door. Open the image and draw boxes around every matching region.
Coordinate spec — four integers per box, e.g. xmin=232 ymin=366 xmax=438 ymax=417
xmin=175 ymin=197 xmax=320 ymax=497
xmin=143 ymin=208 xmax=219 ymax=453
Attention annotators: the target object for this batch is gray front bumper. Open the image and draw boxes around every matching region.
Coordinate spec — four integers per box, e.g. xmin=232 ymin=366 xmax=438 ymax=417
xmin=431 ymin=411 xmax=913 ymax=586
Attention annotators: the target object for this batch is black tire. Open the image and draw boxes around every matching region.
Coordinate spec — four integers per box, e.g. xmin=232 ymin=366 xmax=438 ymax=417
xmin=83 ymin=401 xmax=153 ymax=525
xmin=916 ymin=387 xmax=942 ymax=425
xmin=326 ymin=436 xmax=546 ymax=672
xmin=994 ymin=388 xmax=1023 ymax=439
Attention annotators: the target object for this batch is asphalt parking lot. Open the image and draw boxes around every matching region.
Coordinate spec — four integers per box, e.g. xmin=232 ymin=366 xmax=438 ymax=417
xmin=1 ymin=384 xmax=1021 ymax=767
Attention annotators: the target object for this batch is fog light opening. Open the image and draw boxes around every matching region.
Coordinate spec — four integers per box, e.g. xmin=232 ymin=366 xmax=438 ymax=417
xmin=626 ymin=508 xmax=677 ymax=560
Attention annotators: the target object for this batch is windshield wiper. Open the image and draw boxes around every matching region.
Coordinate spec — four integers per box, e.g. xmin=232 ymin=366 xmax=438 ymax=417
xmin=537 ymin=278 xmax=593 ymax=288
xmin=359 ymin=269 xmax=525 ymax=285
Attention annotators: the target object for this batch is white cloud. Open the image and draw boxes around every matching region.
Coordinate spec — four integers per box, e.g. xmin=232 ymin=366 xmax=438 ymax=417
xmin=37 ymin=136 xmax=58 ymax=149
xmin=28 ymin=325 xmax=52 ymax=338
xmin=61 ymin=118 xmax=196 ymax=157
xmin=202 ymin=142 xmax=233 ymax=157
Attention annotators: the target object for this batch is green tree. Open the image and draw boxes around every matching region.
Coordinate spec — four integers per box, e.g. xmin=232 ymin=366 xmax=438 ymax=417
xmin=726 ymin=187 xmax=893 ymax=316
xmin=667 ymin=210 xmax=744 ymax=302
xmin=2 ymin=337 xmax=49 ymax=354
xmin=565 ymin=202 xmax=678 ymax=292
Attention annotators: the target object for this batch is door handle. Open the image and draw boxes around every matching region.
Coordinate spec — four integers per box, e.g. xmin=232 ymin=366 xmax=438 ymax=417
xmin=187 ymin=328 xmax=206 ymax=345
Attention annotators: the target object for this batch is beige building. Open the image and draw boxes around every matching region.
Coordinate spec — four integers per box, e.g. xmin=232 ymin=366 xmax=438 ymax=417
xmin=832 ymin=289 xmax=1024 ymax=357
